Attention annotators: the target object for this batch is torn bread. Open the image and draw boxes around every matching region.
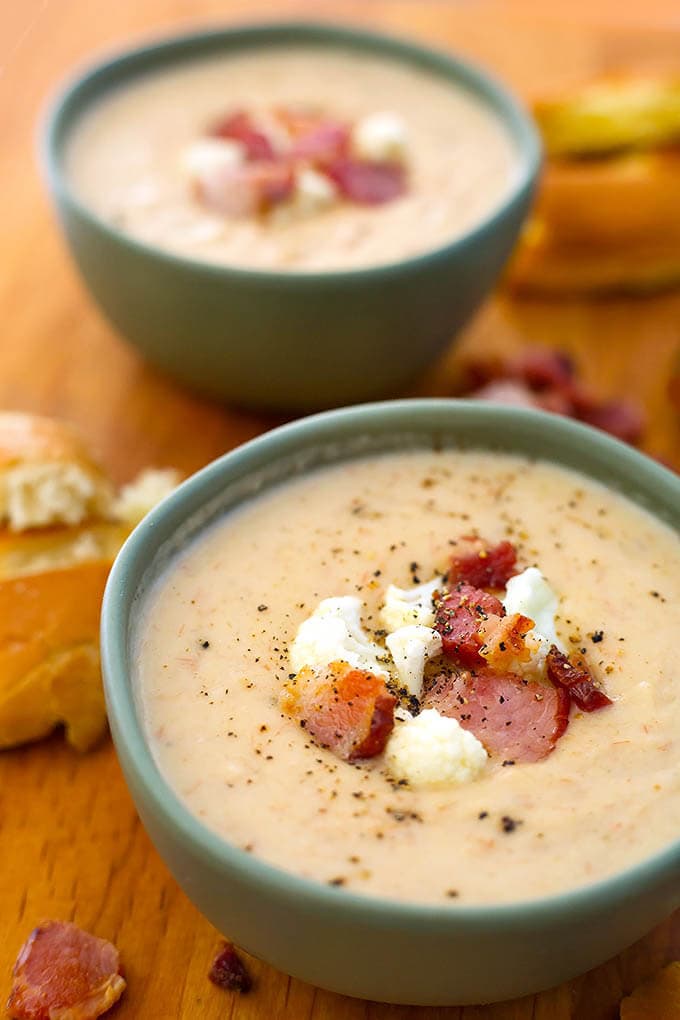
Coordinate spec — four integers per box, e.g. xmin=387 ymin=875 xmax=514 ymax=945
xmin=0 ymin=413 xmax=114 ymax=531
xmin=0 ymin=523 xmax=127 ymax=750
xmin=0 ymin=413 xmax=180 ymax=751
xmin=535 ymin=74 xmax=680 ymax=158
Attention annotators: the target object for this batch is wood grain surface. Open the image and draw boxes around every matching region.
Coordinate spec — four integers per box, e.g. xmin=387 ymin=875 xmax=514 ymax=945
xmin=1 ymin=2 xmax=679 ymax=1018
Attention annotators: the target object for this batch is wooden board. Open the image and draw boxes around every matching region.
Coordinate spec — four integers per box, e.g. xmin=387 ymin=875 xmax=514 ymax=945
xmin=1 ymin=2 xmax=679 ymax=1017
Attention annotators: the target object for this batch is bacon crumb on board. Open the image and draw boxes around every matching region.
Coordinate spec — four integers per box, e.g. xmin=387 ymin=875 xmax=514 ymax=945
xmin=6 ymin=921 xmax=125 ymax=1020
xmin=423 ymin=667 xmax=570 ymax=763
xmin=282 ymin=661 xmax=396 ymax=761
xmin=546 ymin=645 xmax=613 ymax=711
xmin=458 ymin=348 xmax=645 ymax=445
xmin=208 ymin=942 xmax=253 ymax=995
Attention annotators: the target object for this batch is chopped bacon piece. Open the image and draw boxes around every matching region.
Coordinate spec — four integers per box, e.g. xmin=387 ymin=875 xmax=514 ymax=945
xmin=423 ymin=667 xmax=570 ymax=762
xmin=6 ymin=921 xmax=125 ymax=1020
xmin=514 ymin=349 xmax=575 ymax=391
xmin=209 ymin=110 xmax=275 ymax=161
xmin=274 ymin=106 xmax=350 ymax=163
xmin=434 ymin=583 xmax=505 ymax=667
xmin=282 ymin=661 xmax=396 ymax=761
xmin=460 ymin=348 xmax=646 ymax=446
xmin=251 ymin=162 xmax=295 ymax=208
xmin=546 ymin=645 xmax=612 ymax=711
xmin=208 ymin=942 xmax=252 ymax=994
xmin=325 ymin=158 xmax=407 ymax=205
xmin=448 ymin=536 xmax=518 ymax=589
xmin=274 ymin=107 xmax=324 ymax=138
xmin=478 ymin=611 xmax=535 ymax=670
xmin=291 ymin=123 xmax=350 ymax=164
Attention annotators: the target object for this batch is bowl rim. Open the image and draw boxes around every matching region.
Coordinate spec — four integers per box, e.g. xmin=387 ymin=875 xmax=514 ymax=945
xmin=40 ymin=18 xmax=541 ymax=283
xmin=102 ymin=398 xmax=680 ymax=928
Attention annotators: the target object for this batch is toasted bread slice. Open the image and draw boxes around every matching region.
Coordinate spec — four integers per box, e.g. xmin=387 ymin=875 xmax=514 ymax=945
xmin=535 ymin=74 xmax=680 ymax=158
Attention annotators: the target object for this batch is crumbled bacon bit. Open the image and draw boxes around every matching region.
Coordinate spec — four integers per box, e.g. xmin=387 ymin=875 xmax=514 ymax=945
xmin=209 ymin=110 xmax=275 ymax=161
xmin=459 ymin=348 xmax=645 ymax=446
xmin=208 ymin=941 xmax=252 ymax=994
xmin=282 ymin=661 xmax=396 ymax=761
xmin=423 ymin=667 xmax=570 ymax=762
xmin=325 ymin=158 xmax=407 ymax=205
xmin=434 ymin=583 xmax=506 ymax=667
xmin=6 ymin=921 xmax=125 ymax=1020
xmin=478 ymin=612 xmax=535 ymax=670
xmin=448 ymin=536 xmax=518 ymax=589
xmin=290 ymin=122 xmax=350 ymax=164
xmin=573 ymin=399 xmax=645 ymax=444
xmin=546 ymin=645 xmax=612 ymax=711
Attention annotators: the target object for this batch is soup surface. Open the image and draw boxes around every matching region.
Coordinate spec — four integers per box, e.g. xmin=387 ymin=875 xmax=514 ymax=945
xmin=65 ymin=47 xmax=518 ymax=271
xmin=136 ymin=450 xmax=680 ymax=904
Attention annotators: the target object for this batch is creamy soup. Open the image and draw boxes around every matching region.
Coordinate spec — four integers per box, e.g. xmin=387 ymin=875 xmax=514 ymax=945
xmin=136 ymin=450 xmax=680 ymax=904
xmin=65 ymin=48 xmax=518 ymax=271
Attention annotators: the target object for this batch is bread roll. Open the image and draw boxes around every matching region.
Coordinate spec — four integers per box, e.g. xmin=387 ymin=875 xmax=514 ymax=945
xmin=535 ymin=75 xmax=680 ymax=158
xmin=508 ymin=76 xmax=680 ymax=294
xmin=0 ymin=414 xmax=180 ymax=751
xmin=0 ymin=526 xmax=125 ymax=751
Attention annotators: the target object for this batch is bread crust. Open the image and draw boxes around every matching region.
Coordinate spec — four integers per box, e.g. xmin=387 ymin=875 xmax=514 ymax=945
xmin=507 ymin=75 xmax=680 ymax=294
xmin=0 ymin=545 xmax=120 ymax=750
xmin=0 ymin=414 xmax=178 ymax=751
xmin=506 ymin=152 xmax=680 ymax=294
xmin=535 ymin=74 xmax=680 ymax=158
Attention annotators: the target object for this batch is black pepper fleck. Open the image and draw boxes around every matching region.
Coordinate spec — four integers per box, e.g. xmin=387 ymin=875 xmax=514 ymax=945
xmin=501 ymin=815 xmax=521 ymax=833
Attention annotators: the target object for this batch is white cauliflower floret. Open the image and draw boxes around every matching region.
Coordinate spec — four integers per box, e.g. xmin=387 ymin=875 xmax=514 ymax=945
xmin=354 ymin=112 xmax=408 ymax=163
xmin=380 ymin=576 xmax=441 ymax=631
xmin=385 ymin=625 xmax=442 ymax=697
xmin=181 ymin=137 xmax=245 ymax=179
xmin=290 ymin=596 xmax=388 ymax=677
xmin=385 ymin=709 xmax=487 ymax=787
xmin=294 ymin=167 xmax=338 ymax=213
xmin=502 ymin=567 xmax=566 ymax=654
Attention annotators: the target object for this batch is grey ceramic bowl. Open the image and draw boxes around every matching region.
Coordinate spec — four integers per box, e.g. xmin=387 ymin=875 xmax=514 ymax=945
xmin=101 ymin=400 xmax=680 ymax=1006
xmin=42 ymin=23 xmax=540 ymax=412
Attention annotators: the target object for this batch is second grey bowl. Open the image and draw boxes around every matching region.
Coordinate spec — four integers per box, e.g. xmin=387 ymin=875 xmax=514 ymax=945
xmin=42 ymin=22 xmax=540 ymax=411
